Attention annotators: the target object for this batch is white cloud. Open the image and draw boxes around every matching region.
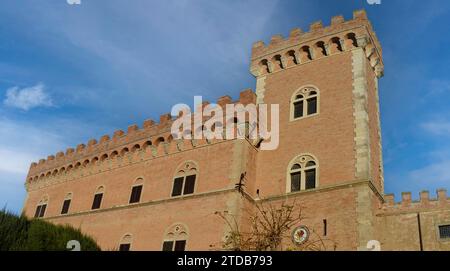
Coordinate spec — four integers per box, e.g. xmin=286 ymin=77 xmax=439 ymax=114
xmin=421 ymin=120 xmax=450 ymax=136
xmin=4 ymin=83 xmax=53 ymax=110
xmin=0 ymin=118 xmax=65 ymax=176
xmin=428 ymin=79 xmax=450 ymax=95
xmin=409 ymin=159 xmax=450 ymax=188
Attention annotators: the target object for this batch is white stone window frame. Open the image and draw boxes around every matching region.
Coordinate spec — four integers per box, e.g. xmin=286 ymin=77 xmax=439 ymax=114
xmin=286 ymin=154 xmax=319 ymax=193
xmin=436 ymin=222 xmax=450 ymax=242
xmin=170 ymin=161 xmax=199 ymax=198
xmin=290 ymin=85 xmax=320 ymax=122
xmin=162 ymin=223 xmax=189 ymax=251
xmin=119 ymin=233 xmax=133 ymax=250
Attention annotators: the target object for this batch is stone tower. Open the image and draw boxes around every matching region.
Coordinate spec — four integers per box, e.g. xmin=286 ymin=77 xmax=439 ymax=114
xmin=248 ymin=9 xmax=384 ymax=250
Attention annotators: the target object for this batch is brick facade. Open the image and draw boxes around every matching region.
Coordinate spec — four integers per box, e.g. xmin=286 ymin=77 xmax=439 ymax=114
xmin=22 ymin=10 xmax=450 ymax=251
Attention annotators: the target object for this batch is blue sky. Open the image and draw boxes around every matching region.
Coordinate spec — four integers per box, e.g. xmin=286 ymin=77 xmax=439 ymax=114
xmin=0 ymin=0 xmax=449 ymax=213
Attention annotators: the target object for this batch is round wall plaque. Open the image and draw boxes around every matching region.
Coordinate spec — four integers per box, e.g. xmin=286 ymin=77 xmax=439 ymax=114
xmin=291 ymin=226 xmax=310 ymax=245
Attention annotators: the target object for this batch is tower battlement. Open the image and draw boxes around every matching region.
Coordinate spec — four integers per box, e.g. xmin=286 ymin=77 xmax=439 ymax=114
xmin=250 ymin=10 xmax=383 ymax=78
xmin=380 ymin=189 xmax=450 ymax=213
xmin=26 ymin=89 xmax=256 ymax=182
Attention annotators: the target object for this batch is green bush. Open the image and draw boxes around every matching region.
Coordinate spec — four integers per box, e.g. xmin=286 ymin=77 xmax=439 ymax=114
xmin=0 ymin=209 xmax=100 ymax=251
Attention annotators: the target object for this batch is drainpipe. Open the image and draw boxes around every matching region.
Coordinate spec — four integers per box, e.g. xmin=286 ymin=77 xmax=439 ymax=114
xmin=417 ymin=213 xmax=423 ymax=251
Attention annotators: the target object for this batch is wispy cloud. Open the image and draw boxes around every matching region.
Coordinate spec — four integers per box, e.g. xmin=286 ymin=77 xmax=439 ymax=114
xmin=420 ymin=120 xmax=450 ymax=136
xmin=3 ymin=83 xmax=53 ymax=110
xmin=409 ymin=159 xmax=450 ymax=188
xmin=429 ymin=79 xmax=450 ymax=95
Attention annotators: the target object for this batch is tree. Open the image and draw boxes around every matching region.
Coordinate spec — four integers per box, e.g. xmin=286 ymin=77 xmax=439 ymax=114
xmin=0 ymin=209 xmax=100 ymax=251
xmin=215 ymin=200 xmax=336 ymax=251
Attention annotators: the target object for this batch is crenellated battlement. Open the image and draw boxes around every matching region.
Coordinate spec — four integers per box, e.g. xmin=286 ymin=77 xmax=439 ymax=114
xmin=26 ymin=89 xmax=257 ymax=185
xmin=250 ymin=10 xmax=383 ymax=78
xmin=380 ymin=189 xmax=450 ymax=213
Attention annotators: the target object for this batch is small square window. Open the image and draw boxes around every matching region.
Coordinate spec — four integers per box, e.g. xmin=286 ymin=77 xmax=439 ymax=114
xmin=162 ymin=241 xmax=174 ymax=251
xmin=174 ymin=240 xmax=186 ymax=251
xmin=439 ymin=225 xmax=450 ymax=239
xmin=119 ymin=244 xmax=131 ymax=251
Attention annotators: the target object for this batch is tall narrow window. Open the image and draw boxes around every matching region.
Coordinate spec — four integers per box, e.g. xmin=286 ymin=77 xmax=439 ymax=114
xmin=34 ymin=197 xmax=48 ymax=218
xmin=171 ymin=177 xmax=184 ymax=197
xmin=129 ymin=178 xmax=144 ymax=204
xmin=129 ymin=185 xmax=142 ymax=204
xmin=61 ymin=193 xmax=72 ymax=215
xmin=305 ymin=161 xmax=317 ymax=190
xmin=92 ymin=186 xmax=104 ymax=210
xmin=291 ymin=87 xmax=319 ymax=120
xmin=171 ymin=162 xmax=198 ymax=197
xmin=61 ymin=200 xmax=70 ymax=215
xmin=293 ymin=98 xmax=304 ymax=119
xmin=162 ymin=223 xmax=189 ymax=251
xmin=290 ymin=164 xmax=302 ymax=192
xmin=34 ymin=205 xmax=42 ymax=218
xmin=307 ymin=92 xmax=318 ymax=115
xmin=183 ymin=175 xmax=196 ymax=195
xmin=287 ymin=155 xmax=318 ymax=192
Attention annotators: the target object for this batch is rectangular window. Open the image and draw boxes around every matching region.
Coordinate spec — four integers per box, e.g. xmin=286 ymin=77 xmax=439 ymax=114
xmin=174 ymin=240 xmax=186 ymax=251
xmin=129 ymin=185 xmax=143 ymax=204
xmin=290 ymin=172 xmax=301 ymax=192
xmin=183 ymin=175 xmax=196 ymax=195
xmin=91 ymin=193 xmax=103 ymax=210
xmin=305 ymin=169 xmax=316 ymax=190
xmin=293 ymin=101 xmax=304 ymax=119
xmin=307 ymin=97 xmax=317 ymax=115
xmin=34 ymin=205 xmax=42 ymax=218
xmin=119 ymin=244 xmax=131 ymax=251
xmin=171 ymin=177 xmax=184 ymax=197
xmin=162 ymin=241 xmax=174 ymax=251
xmin=61 ymin=199 xmax=71 ymax=214
xmin=439 ymin=225 xmax=450 ymax=239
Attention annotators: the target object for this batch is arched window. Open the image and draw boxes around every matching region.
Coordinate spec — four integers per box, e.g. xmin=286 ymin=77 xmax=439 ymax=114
xmin=119 ymin=234 xmax=133 ymax=251
xmin=259 ymin=59 xmax=270 ymax=74
xmin=299 ymin=46 xmax=312 ymax=62
xmin=34 ymin=196 xmax=48 ymax=218
xmin=61 ymin=193 xmax=72 ymax=215
xmin=162 ymin=223 xmax=189 ymax=251
xmin=171 ymin=162 xmax=198 ymax=197
xmin=129 ymin=178 xmax=144 ymax=204
xmin=142 ymin=141 xmax=152 ymax=151
xmin=91 ymin=186 xmax=104 ymax=210
xmin=345 ymin=33 xmax=358 ymax=48
xmin=120 ymin=147 xmax=129 ymax=156
xmin=291 ymin=86 xmax=319 ymax=120
xmin=100 ymin=154 xmax=108 ymax=162
xmin=287 ymin=154 xmax=318 ymax=192
xmin=329 ymin=37 xmax=343 ymax=53
xmin=154 ymin=137 xmax=165 ymax=146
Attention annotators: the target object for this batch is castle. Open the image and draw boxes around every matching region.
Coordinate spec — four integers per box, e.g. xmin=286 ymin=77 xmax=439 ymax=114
xmin=22 ymin=10 xmax=450 ymax=251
